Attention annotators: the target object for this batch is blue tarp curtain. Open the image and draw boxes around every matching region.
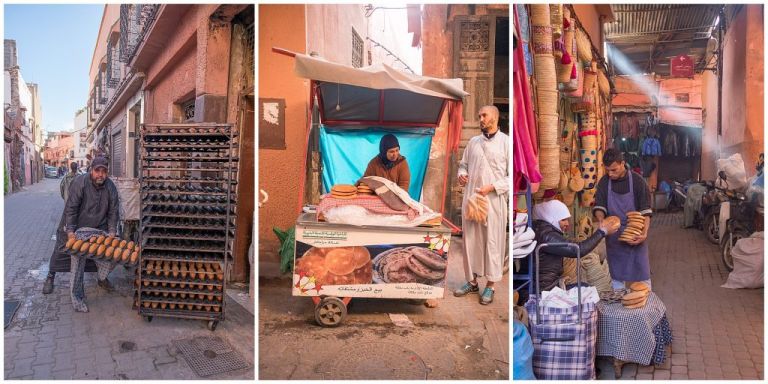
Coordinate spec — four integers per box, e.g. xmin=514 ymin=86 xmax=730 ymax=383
xmin=319 ymin=125 xmax=434 ymax=200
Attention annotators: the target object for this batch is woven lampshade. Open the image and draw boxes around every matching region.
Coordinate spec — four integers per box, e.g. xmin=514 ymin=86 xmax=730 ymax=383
xmin=529 ymin=4 xmax=551 ymax=26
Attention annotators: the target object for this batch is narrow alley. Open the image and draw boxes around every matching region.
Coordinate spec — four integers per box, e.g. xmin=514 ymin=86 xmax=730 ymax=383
xmin=4 ymin=179 xmax=254 ymax=380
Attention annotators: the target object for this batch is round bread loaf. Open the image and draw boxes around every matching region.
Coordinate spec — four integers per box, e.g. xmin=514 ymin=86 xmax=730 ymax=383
xmin=623 ymin=297 xmax=648 ymax=309
xmin=97 ymin=244 xmax=107 ymax=257
xmin=96 ymin=235 xmax=105 ymax=244
xmin=79 ymin=242 xmax=91 ymax=253
xmin=88 ymin=243 xmax=99 ymax=254
xmin=331 ymin=184 xmax=357 ymax=194
xmin=629 ymin=282 xmax=650 ymax=292
xmin=105 ymin=247 xmax=115 ymax=258
xmin=119 ymin=240 xmax=128 ymax=248
xmin=622 ymin=290 xmax=647 ymax=301
xmin=66 ymin=238 xmax=77 ymax=249
xmin=325 ymin=248 xmax=357 ymax=275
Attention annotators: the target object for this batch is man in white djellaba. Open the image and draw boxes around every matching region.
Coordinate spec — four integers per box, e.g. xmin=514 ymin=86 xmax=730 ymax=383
xmin=453 ymin=105 xmax=509 ymax=305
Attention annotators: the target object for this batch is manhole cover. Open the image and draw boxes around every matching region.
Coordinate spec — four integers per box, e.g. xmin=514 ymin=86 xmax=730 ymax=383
xmin=4 ymin=300 xmax=20 ymax=329
xmin=323 ymin=342 xmax=427 ymax=380
xmin=173 ymin=336 xmax=250 ymax=377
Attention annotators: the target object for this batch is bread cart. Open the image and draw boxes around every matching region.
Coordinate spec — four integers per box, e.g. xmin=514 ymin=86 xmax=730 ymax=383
xmin=273 ymin=49 xmax=468 ymax=326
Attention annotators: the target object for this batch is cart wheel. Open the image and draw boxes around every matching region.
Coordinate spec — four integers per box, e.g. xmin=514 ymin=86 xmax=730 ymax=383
xmin=207 ymin=320 xmax=218 ymax=331
xmin=314 ymin=297 xmax=346 ymax=327
xmin=144 ymin=316 xmax=153 ymax=323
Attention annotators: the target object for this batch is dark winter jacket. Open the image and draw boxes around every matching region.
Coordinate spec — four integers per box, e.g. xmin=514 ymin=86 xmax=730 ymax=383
xmin=532 ymin=219 xmax=606 ymax=292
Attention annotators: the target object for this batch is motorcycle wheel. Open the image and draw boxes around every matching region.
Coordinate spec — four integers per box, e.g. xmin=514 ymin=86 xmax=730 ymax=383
xmin=721 ymin=229 xmax=749 ymax=272
xmin=703 ymin=211 xmax=720 ymax=244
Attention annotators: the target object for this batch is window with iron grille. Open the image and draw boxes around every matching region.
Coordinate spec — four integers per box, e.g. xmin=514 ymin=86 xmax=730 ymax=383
xmin=182 ymin=99 xmax=195 ymax=121
xmin=106 ymin=40 xmax=120 ymax=88
xmin=352 ymin=28 xmax=363 ymax=68
xmin=119 ymin=4 xmax=159 ymax=64
xmin=99 ymin=71 xmax=107 ymax=104
xmin=245 ymin=22 xmax=254 ymax=80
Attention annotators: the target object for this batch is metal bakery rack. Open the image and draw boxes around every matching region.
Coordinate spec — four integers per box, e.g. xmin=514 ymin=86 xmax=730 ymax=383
xmin=137 ymin=123 xmax=238 ymax=331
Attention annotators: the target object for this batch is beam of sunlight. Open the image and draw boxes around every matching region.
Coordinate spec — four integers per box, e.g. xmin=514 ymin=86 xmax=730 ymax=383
xmin=607 ymin=44 xmax=659 ymax=100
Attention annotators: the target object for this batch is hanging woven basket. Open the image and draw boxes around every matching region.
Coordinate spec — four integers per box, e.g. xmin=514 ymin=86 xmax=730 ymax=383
xmin=529 ymin=4 xmax=550 ymax=26
xmin=534 ymin=57 xmax=558 ymax=95
xmin=538 ymin=113 xmax=560 ymax=148
xmin=536 ymin=89 xmax=559 ymax=116
xmin=549 ymin=4 xmax=563 ymax=38
xmin=531 ymin=25 xmax=553 ymax=55
xmin=539 ymin=145 xmax=561 ymax=190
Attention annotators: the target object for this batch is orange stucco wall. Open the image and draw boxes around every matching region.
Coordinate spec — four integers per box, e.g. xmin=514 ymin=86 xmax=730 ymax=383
xmin=258 ymin=5 xmax=308 ymax=262
xmin=89 ymin=5 xmax=120 ymax=85
xmin=145 ymin=44 xmax=198 ymax=123
xmin=702 ymin=4 xmax=764 ymax=178
xmin=571 ymin=5 xmax=604 ymax=57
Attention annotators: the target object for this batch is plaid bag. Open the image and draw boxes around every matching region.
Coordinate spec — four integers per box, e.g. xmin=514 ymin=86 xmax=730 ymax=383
xmin=524 ymin=295 xmax=598 ymax=380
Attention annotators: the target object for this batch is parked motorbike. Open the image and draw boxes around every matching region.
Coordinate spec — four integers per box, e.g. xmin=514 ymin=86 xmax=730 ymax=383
xmin=718 ymin=171 xmax=758 ymax=271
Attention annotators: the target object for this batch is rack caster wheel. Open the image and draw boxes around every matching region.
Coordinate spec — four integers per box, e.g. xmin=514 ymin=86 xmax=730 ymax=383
xmin=144 ymin=316 xmax=153 ymax=323
xmin=207 ymin=320 xmax=219 ymax=331
xmin=314 ymin=296 xmax=346 ymax=327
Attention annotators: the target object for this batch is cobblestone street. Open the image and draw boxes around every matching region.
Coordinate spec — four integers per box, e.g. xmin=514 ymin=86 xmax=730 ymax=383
xmin=4 ymin=179 xmax=254 ymax=380
xmin=258 ymin=237 xmax=509 ymax=380
xmin=596 ymin=212 xmax=764 ymax=380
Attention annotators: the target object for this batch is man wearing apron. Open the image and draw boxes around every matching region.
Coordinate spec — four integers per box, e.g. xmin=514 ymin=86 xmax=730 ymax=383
xmin=593 ymin=149 xmax=653 ymax=289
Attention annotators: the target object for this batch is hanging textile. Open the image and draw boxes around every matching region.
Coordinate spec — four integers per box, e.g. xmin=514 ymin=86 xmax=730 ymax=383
xmin=514 ymin=6 xmax=542 ymax=191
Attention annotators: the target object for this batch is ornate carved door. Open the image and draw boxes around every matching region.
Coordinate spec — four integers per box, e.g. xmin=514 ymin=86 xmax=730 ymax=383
xmin=450 ymin=15 xmax=497 ymax=224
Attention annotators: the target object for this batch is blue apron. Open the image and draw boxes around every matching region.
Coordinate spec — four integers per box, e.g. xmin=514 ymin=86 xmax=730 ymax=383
xmin=605 ymin=174 xmax=651 ymax=282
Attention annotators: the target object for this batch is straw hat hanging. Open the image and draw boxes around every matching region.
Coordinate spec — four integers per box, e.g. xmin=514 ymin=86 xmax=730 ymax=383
xmin=576 ymin=28 xmax=594 ymax=62
xmin=598 ymin=70 xmax=611 ymax=98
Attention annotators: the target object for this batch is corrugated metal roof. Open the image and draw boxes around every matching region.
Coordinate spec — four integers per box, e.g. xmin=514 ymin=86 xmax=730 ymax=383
xmin=605 ymin=4 xmax=721 ymax=76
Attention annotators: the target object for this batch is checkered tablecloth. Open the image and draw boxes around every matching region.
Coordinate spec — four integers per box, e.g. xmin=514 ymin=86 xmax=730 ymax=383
xmin=596 ymin=292 xmax=672 ymax=365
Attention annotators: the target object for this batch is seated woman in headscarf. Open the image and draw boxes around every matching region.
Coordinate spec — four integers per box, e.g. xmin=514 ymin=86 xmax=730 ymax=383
xmin=362 ymin=134 xmax=411 ymax=192
xmin=532 ymin=199 xmax=619 ymax=292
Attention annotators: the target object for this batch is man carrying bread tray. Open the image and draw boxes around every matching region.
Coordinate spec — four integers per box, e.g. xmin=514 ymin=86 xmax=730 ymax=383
xmin=593 ymin=149 xmax=653 ymax=289
xmin=42 ymin=156 xmax=120 ymax=313
xmin=453 ymin=105 xmax=509 ymax=305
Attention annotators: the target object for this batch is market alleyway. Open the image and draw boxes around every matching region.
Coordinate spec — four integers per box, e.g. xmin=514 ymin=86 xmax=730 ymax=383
xmin=258 ymin=237 xmax=509 ymax=380
xmin=4 ymin=179 xmax=254 ymax=380
xmin=596 ymin=212 xmax=764 ymax=380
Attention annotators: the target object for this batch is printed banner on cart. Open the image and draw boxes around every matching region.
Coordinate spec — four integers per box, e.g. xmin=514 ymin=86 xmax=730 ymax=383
xmin=292 ymin=234 xmax=451 ymax=299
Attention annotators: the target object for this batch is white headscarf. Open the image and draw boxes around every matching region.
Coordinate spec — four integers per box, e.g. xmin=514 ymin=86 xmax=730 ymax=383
xmin=532 ymin=199 xmax=572 ymax=231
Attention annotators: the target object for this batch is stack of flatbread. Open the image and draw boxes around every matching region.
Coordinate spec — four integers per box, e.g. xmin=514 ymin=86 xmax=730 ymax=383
xmin=619 ymin=211 xmax=645 ymax=243
xmin=465 ymin=193 xmax=489 ymax=223
xmin=331 ymin=184 xmax=358 ymax=199
xmin=621 ymin=281 xmax=651 ymax=308
xmin=357 ymin=182 xmax=374 ymax=195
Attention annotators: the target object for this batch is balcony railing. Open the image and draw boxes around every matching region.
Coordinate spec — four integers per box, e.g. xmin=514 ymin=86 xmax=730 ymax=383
xmin=106 ymin=42 xmax=121 ymax=88
xmin=119 ymin=4 xmax=160 ymax=64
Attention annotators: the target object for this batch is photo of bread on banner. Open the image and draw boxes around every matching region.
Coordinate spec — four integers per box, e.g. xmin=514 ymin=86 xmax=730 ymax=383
xmin=372 ymin=246 xmax=447 ymax=284
xmin=619 ymin=211 xmax=646 ymax=243
xmin=295 ymin=246 xmax=373 ymax=285
xmin=65 ymin=235 xmax=140 ymax=266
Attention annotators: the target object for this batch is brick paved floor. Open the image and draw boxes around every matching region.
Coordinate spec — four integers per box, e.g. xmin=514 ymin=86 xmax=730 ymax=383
xmin=258 ymin=237 xmax=509 ymax=380
xmin=4 ymin=179 xmax=254 ymax=379
xmin=596 ymin=212 xmax=764 ymax=380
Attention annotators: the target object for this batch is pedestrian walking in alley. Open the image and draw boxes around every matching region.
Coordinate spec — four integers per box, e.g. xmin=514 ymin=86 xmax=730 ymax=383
xmin=59 ymin=161 xmax=78 ymax=202
xmin=593 ymin=149 xmax=653 ymax=289
xmin=42 ymin=157 xmax=120 ymax=313
xmin=453 ymin=105 xmax=509 ymax=305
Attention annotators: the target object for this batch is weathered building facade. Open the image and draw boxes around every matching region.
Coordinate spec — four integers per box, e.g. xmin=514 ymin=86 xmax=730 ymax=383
xmin=88 ymin=4 xmax=255 ymax=284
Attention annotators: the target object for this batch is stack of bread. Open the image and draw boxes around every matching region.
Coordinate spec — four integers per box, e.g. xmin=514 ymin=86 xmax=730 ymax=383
xmin=619 ymin=211 xmax=645 ymax=243
xmin=65 ymin=235 xmax=140 ymax=265
xmin=330 ymin=184 xmax=358 ymax=199
xmin=465 ymin=193 xmax=489 ymax=223
xmin=356 ymin=182 xmax=374 ymax=195
xmin=621 ymin=281 xmax=651 ymax=309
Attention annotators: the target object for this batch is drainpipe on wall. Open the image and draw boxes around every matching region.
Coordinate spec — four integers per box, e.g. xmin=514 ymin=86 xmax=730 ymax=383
xmin=716 ymin=6 xmax=725 ymax=160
